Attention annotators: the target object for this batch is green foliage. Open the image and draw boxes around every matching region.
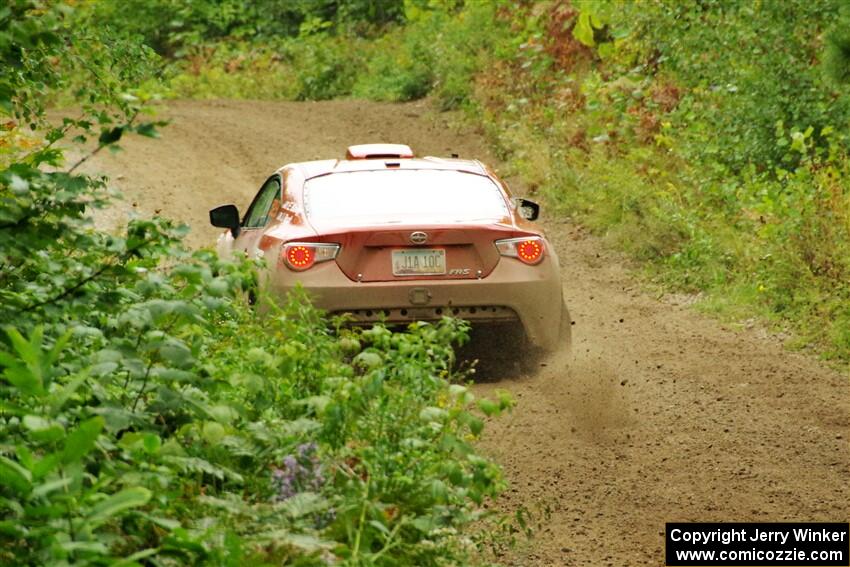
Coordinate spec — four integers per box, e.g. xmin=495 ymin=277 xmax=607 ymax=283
xmin=166 ymin=33 xmax=368 ymax=102
xmin=159 ymin=1 xmax=499 ymax=106
xmin=626 ymin=0 xmax=848 ymax=172
xmin=1 ymin=2 xmax=507 ymax=564
xmin=78 ymin=0 xmax=406 ymax=58
xmin=352 ymin=2 xmax=503 ymax=109
xmin=353 ymin=33 xmax=435 ymax=102
xmin=166 ymin=42 xmax=302 ymax=100
xmin=823 ymin=11 xmax=850 ymax=86
xmin=289 ymin=35 xmax=364 ymax=101
xmin=465 ymin=0 xmax=850 ymax=360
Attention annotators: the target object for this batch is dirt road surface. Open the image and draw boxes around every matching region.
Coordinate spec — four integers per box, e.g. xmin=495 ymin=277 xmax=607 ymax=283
xmin=82 ymin=100 xmax=850 ymax=566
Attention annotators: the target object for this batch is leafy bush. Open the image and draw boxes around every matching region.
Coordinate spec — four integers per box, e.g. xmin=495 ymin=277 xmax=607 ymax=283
xmin=160 ymin=1 xmax=502 ymax=106
xmin=353 ymin=32 xmax=435 ymax=102
xmin=351 ymin=2 xmax=503 ymax=109
xmin=166 ymin=34 xmax=366 ymax=102
xmin=419 ymin=0 xmax=850 ymax=360
xmin=78 ymin=0 xmax=407 ymax=58
xmin=1 ymin=2 xmax=508 ymax=564
xmin=623 ymin=0 xmax=849 ymax=173
xmin=167 ymin=43 xmax=302 ymax=100
xmin=289 ymin=35 xmax=365 ymax=101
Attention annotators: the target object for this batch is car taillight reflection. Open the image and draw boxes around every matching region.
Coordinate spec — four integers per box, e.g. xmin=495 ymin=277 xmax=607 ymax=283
xmin=495 ymin=236 xmax=545 ymax=265
xmin=281 ymin=243 xmax=340 ymax=271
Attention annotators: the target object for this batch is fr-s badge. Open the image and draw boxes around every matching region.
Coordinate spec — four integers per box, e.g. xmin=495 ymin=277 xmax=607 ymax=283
xmin=448 ymin=268 xmax=471 ymax=275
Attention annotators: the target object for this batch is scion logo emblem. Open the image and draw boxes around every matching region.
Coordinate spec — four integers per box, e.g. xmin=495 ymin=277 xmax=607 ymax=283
xmin=409 ymin=231 xmax=428 ymax=244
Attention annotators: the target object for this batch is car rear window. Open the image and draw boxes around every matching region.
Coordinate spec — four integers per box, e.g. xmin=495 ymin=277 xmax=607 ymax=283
xmin=303 ymin=169 xmax=510 ymax=225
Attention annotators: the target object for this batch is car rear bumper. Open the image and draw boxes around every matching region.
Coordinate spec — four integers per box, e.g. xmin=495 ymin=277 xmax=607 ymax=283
xmin=267 ymin=255 xmax=565 ymax=351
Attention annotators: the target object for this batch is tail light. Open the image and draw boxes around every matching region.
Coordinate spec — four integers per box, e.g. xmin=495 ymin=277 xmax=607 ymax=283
xmin=281 ymin=242 xmax=339 ymax=271
xmin=495 ymin=236 xmax=544 ymax=265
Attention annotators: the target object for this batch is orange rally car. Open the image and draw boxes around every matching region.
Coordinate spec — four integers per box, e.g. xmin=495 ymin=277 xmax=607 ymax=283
xmin=210 ymin=144 xmax=571 ymax=354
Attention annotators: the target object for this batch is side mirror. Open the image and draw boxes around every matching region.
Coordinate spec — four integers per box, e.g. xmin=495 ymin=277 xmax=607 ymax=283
xmin=516 ymin=198 xmax=540 ymax=221
xmin=210 ymin=204 xmax=241 ymax=236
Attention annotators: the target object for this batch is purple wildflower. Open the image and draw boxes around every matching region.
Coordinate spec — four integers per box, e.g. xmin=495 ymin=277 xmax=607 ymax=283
xmin=271 ymin=442 xmax=325 ymax=501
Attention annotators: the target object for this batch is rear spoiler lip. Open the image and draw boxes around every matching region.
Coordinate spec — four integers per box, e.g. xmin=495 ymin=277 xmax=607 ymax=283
xmin=303 ymin=166 xmax=492 ymax=181
xmin=267 ymin=223 xmax=540 ymax=244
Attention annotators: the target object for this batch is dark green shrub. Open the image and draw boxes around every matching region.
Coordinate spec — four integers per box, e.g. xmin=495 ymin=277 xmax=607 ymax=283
xmin=290 ymin=36 xmax=363 ymax=100
xmin=1 ymin=3 xmax=508 ymax=564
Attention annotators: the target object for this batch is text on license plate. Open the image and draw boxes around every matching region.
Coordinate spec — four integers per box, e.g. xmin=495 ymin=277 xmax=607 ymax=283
xmin=392 ymin=249 xmax=446 ymax=276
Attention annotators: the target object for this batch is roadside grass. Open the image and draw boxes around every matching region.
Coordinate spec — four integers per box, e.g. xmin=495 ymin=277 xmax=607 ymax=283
xmin=168 ymin=47 xmax=300 ymax=100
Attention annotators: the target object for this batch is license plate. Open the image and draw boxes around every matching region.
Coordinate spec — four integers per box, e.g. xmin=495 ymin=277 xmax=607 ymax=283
xmin=392 ymin=249 xmax=446 ymax=276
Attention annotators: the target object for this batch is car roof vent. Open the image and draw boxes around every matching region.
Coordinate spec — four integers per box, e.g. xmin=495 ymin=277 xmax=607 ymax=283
xmin=345 ymin=143 xmax=414 ymax=160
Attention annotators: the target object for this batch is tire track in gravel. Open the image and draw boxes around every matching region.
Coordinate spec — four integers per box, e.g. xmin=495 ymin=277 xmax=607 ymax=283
xmin=82 ymin=99 xmax=850 ymax=567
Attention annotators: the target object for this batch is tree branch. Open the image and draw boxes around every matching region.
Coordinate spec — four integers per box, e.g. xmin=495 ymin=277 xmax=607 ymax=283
xmin=13 ymin=237 xmax=152 ymax=314
xmin=66 ymin=111 xmax=139 ymax=175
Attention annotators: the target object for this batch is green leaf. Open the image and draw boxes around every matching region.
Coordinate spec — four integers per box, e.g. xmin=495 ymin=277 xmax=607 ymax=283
xmin=47 ymin=329 xmax=72 ymax=367
xmin=48 ymin=371 xmax=88 ymax=414
xmin=137 ymin=513 xmax=181 ymax=531
xmin=369 ymin=519 xmax=391 ymax=536
xmin=573 ymin=12 xmax=596 ymax=47
xmin=590 ymin=11 xmax=603 ymax=28
xmin=208 ymin=404 xmax=237 ymax=424
xmin=61 ymin=416 xmax=104 ymax=464
xmin=0 ymin=456 xmax=32 ymax=494
xmin=31 ymin=453 xmax=61 ymax=481
xmin=22 ymin=415 xmax=53 ymax=431
xmin=31 ymin=476 xmax=73 ymax=499
xmin=16 ymin=446 xmax=33 ymax=471
xmin=477 ymin=399 xmax=500 ymax=417
xmin=411 ymin=515 xmax=437 ymax=534
xmin=86 ymin=487 xmax=151 ymax=529
xmin=255 ymin=531 xmax=334 ymax=553
xmin=90 ymin=361 xmax=119 ymax=377
xmin=419 ymin=406 xmax=447 ymax=423
xmin=201 ymin=421 xmax=225 ymax=444
xmin=468 ymin=416 xmax=484 ymax=436
xmin=135 ymin=122 xmax=160 ymax=138
xmin=162 ymin=456 xmax=243 ymax=483
xmin=0 ymin=339 xmax=44 ymax=396
xmin=98 ymin=126 xmax=124 ymax=145
xmin=59 ymin=540 xmax=109 ymax=554
xmin=0 ymin=399 xmax=27 ymax=416
xmin=353 ymin=351 xmax=382 ymax=369
xmin=91 ymin=406 xmax=139 ymax=433
xmin=142 ymin=433 xmax=161 ymax=454
xmin=151 ymin=367 xmax=195 ymax=382
xmin=0 ymin=520 xmax=26 ymax=538
xmin=118 ymin=432 xmax=161 ymax=454
xmin=298 ymin=395 xmax=331 ymax=415
xmin=496 ymin=389 xmax=515 ymax=411
xmin=22 ymin=414 xmax=65 ymax=443
xmin=277 ymin=492 xmax=327 ymax=519
xmin=113 ymin=547 xmax=159 ymax=566
xmin=597 ymin=42 xmax=615 ymax=59
xmin=158 ymin=340 xmax=195 ymax=368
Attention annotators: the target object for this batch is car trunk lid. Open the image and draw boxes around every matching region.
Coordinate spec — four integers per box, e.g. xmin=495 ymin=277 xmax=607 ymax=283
xmin=310 ymin=223 xmax=522 ymax=282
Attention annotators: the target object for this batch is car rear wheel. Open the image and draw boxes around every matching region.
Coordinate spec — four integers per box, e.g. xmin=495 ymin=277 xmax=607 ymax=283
xmin=454 ymin=322 xmax=527 ymax=379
